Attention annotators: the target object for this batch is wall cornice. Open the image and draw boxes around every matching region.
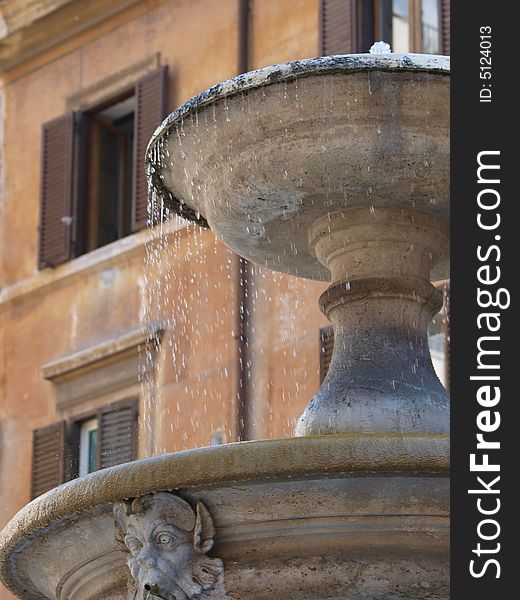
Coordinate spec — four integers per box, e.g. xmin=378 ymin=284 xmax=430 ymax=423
xmin=0 ymin=0 xmax=144 ymax=73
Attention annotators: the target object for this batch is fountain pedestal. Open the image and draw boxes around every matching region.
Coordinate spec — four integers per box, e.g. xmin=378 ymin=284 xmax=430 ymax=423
xmin=296 ymin=207 xmax=449 ymax=435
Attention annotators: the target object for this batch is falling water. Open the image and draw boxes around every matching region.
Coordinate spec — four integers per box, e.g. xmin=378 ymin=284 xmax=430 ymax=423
xmin=138 ymin=87 xmax=334 ymax=452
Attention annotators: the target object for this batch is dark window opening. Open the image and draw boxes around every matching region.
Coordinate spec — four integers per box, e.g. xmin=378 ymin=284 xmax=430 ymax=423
xmin=84 ymin=95 xmax=135 ymax=253
xmin=375 ymin=0 xmax=442 ymax=55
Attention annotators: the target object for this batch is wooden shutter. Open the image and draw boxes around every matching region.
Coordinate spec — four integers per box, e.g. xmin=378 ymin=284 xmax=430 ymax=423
xmin=320 ymin=0 xmax=359 ymax=56
xmin=98 ymin=398 xmax=138 ymax=470
xmin=319 ymin=325 xmax=335 ymax=384
xmin=132 ymin=66 xmax=169 ymax=232
xmin=439 ymin=0 xmax=450 ymax=55
xmin=38 ymin=113 xmax=76 ymax=269
xmin=31 ymin=421 xmax=67 ymax=499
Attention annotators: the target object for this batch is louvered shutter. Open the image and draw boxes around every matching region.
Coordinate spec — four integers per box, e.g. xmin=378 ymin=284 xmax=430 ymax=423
xmin=320 ymin=0 xmax=359 ymax=56
xmin=38 ymin=113 xmax=75 ymax=269
xmin=132 ymin=66 xmax=169 ymax=232
xmin=98 ymin=398 xmax=138 ymax=469
xmin=439 ymin=0 xmax=450 ymax=55
xmin=320 ymin=325 xmax=335 ymax=384
xmin=31 ymin=421 xmax=67 ymax=499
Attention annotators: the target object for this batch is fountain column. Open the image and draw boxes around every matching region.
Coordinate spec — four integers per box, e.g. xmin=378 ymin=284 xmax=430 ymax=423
xmin=295 ymin=207 xmax=449 ymax=436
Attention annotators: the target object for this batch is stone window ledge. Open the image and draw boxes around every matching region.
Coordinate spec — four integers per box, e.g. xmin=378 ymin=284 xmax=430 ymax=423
xmin=41 ymin=325 xmax=164 ymax=410
xmin=0 ymin=218 xmax=186 ymax=311
xmin=41 ymin=325 xmax=163 ymax=381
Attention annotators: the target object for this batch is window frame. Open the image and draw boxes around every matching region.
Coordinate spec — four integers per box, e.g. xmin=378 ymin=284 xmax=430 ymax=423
xmin=82 ymin=90 xmax=136 ymax=254
xmin=31 ymin=397 xmax=140 ymax=498
xmin=69 ymin=398 xmax=139 ymax=478
xmin=78 ymin=417 xmax=99 ymax=478
xmin=373 ymin=0 xmax=445 ymax=55
xmin=432 ymin=279 xmax=450 ymax=391
xmin=319 ymin=325 xmax=335 ymax=384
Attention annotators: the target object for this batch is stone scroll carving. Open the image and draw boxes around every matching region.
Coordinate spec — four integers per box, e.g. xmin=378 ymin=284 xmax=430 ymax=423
xmin=114 ymin=493 xmax=226 ymax=600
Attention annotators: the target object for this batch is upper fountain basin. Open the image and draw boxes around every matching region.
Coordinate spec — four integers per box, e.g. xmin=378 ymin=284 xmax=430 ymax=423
xmin=148 ymin=54 xmax=450 ymax=281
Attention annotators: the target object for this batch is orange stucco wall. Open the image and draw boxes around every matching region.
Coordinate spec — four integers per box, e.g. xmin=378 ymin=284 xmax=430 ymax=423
xmin=0 ymin=2 xmax=326 ymax=596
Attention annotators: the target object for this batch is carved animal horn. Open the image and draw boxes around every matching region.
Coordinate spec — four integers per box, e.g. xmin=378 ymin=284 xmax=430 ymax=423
xmin=113 ymin=501 xmax=133 ymax=549
xmin=194 ymin=501 xmax=216 ymax=553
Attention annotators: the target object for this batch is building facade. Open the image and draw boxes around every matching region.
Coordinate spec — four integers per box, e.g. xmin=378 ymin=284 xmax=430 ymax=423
xmin=0 ymin=2 xmax=449 ymax=597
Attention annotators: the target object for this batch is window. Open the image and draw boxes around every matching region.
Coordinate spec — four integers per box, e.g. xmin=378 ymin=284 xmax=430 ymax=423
xmin=33 ymin=327 xmax=162 ymax=499
xmin=38 ymin=66 xmax=168 ymax=269
xmin=428 ymin=281 xmax=450 ymax=390
xmin=31 ymin=399 xmax=138 ymax=499
xmin=388 ymin=0 xmax=411 ymax=53
xmin=428 ymin=308 xmax=448 ymax=387
xmin=83 ymin=96 xmax=135 ymax=253
xmin=78 ymin=418 xmax=98 ymax=477
xmin=319 ymin=325 xmax=335 ymax=384
xmin=374 ymin=0 xmax=449 ymax=54
xmin=421 ymin=0 xmax=443 ymax=54
xmin=319 ymin=0 xmax=450 ymax=56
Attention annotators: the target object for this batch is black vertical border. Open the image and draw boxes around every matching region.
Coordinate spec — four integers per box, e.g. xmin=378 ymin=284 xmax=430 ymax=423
xmin=451 ymin=1 xmax=514 ymax=598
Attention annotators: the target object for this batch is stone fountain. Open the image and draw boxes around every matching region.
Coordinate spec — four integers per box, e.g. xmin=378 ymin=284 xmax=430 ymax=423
xmin=0 ymin=49 xmax=450 ymax=600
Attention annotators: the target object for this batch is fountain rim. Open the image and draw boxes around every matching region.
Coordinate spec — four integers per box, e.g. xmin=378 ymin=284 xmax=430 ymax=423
xmin=145 ymin=52 xmax=450 ymax=227
xmin=0 ymin=433 xmax=449 ymax=591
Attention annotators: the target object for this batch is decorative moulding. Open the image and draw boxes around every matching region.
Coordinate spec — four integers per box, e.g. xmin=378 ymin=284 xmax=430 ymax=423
xmin=65 ymin=53 xmax=161 ymax=112
xmin=41 ymin=325 xmax=164 ymax=381
xmin=0 ymin=0 xmax=144 ymax=73
xmin=41 ymin=325 xmax=165 ymax=409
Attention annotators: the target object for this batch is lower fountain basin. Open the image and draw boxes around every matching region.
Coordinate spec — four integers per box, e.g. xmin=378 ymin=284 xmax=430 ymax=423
xmin=0 ymin=435 xmax=449 ymax=599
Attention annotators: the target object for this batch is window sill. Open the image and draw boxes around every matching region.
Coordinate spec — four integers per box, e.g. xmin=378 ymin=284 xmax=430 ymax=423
xmin=0 ymin=219 xmax=187 ymax=311
xmin=41 ymin=324 xmax=163 ymax=381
